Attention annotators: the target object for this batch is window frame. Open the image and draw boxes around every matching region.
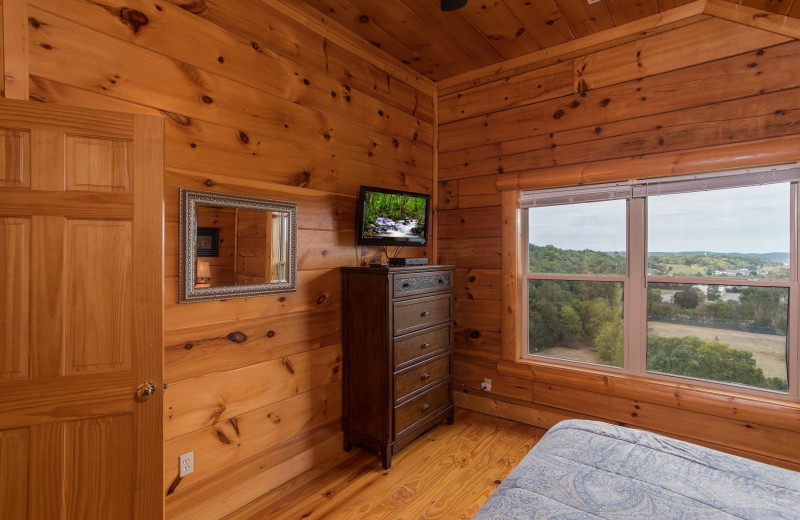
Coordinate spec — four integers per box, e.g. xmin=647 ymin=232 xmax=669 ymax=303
xmin=519 ymin=168 xmax=800 ymax=401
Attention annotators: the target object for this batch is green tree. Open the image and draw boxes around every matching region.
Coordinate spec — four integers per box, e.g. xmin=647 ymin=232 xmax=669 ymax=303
xmin=674 ymin=287 xmax=703 ymax=309
xmin=706 ymin=285 xmax=721 ymax=301
xmin=559 ymin=305 xmax=583 ymax=341
xmin=647 ymin=334 xmax=788 ymax=391
xmin=596 ymin=320 xmax=623 ymax=367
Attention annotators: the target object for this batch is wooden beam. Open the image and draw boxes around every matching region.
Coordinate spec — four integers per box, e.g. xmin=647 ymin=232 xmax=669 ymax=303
xmin=432 ymin=91 xmax=440 ymax=264
xmin=435 ymin=0 xmax=707 ymax=94
xmin=704 ymin=0 xmax=800 ymax=38
xmin=496 ymin=134 xmax=800 ymax=191
xmin=2 ymin=0 xmax=27 ymax=99
xmin=261 ymin=0 xmax=435 ymax=96
xmin=500 ymin=190 xmax=521 ymax=362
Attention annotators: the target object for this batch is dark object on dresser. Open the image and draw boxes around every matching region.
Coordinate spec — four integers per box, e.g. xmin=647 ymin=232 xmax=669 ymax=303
xmin=341 ymin=265 xmax=455 ymax=469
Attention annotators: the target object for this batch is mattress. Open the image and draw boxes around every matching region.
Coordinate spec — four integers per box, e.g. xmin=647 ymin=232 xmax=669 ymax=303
xmin=473 ymin=419 xmax=800 ymax=519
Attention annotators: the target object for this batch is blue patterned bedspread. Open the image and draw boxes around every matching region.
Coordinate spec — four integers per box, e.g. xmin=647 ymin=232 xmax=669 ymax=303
xmin=474 ymin=420 xmax=800 ymax=519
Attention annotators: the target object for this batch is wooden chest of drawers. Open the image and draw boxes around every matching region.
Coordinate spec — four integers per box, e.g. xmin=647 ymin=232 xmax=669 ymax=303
xmin=341 ymin=265 xmax=455 ymax=468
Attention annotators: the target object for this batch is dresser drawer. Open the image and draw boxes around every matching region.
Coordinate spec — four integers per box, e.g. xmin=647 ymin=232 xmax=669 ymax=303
xmin=394 ymin=324 xmax=451 ymax=368
xmin=393 ymin=271 xmax=452 ymax=298
xmin=394 ymin=354 xmax=451 ymax=402
xmin=393 ymin=294 xmax=451 ymax=336
xmin=394 ymin=382 xmax=450 ymax=438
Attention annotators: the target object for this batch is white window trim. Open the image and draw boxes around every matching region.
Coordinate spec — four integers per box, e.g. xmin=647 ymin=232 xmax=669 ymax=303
xmin=520 ymin=165 xmax=800 ymax=401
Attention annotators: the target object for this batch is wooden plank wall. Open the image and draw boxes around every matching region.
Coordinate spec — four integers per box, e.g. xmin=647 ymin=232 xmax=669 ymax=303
xmin=437 ymin=15 xmax=800 ymax=470
xmin=3 ymin=1 xmax=434 ymax=518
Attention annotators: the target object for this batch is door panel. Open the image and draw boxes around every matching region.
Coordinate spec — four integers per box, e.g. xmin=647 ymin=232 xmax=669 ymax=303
xmin=65 ymin=220 xmax=132 ymax=373
xmin=0 ymin=98 xmax=164 ymax=519
xmin=0 ymin=217 xmax=30 ymax=379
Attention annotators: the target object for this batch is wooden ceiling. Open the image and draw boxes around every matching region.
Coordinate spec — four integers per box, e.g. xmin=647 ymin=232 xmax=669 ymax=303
xmin=294 ymin=0 xmax=800 ymax=81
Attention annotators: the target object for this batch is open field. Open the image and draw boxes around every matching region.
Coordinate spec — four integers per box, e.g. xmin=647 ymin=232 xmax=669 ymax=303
xmin=648 ymin=321 xmax=788 ymax=380
xmin=535 ymin=322 xmax=787 ymax=380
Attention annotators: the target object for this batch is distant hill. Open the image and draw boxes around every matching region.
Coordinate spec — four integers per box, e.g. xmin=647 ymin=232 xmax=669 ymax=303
xmin=649 ymin=251 xmax=789 ymax=263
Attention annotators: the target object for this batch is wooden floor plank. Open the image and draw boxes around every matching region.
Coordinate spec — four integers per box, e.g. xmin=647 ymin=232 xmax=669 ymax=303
xmin=221 ymin=409 xmax=545 ymax=520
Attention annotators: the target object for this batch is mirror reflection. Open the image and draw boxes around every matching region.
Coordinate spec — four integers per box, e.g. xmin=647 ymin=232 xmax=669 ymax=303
xmin=194 ymin=205 xmax=290 ymax=288
xmin=179 ymin=188 xmax=297 ymax=303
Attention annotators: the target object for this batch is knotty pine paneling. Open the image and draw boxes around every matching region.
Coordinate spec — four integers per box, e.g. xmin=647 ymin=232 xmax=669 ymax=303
xmin=439 ymin=27 xmax=800 ymax=467
xmin=14 ymin=1 xmax=434 ymax=517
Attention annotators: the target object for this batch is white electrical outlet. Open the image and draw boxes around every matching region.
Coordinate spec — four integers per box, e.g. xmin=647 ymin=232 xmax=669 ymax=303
xmin=481 ymin=378 xmax=492 ymax=392
xmin=179 ymin=452 xmax=194 ymax=477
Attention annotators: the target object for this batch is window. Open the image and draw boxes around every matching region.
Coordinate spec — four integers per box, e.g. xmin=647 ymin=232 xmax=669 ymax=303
xmin=522 ymin=166 xmax=799 ymax=399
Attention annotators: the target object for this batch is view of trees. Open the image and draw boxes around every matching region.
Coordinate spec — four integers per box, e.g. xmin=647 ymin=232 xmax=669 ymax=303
xmin=647 ymin=335 xmax=788 ymax=391
xmin=530 ymin=244 xmax=625 ymax=275
xmin=648 ymin=252 xmax=788 ymax=278
xmin=529 ymin=244 xmax=790 ymax=391
xmin=528 ymin=278 xmax=624 ymax=368
xmin=362 ymin=191 xmax=426 ymax=233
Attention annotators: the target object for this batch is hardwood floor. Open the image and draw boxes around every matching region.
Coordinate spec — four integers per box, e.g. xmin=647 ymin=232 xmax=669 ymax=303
xmin=222 ymin=408 xmax=546 ymax=520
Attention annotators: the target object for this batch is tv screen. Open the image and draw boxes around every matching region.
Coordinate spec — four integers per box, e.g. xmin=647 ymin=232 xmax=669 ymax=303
xmin=356 ymin=186 xmax=430 ymax=247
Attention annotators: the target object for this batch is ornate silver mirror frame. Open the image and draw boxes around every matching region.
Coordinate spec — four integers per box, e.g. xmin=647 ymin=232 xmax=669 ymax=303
xmin=179 ymin=188 xmax=298 ymax=303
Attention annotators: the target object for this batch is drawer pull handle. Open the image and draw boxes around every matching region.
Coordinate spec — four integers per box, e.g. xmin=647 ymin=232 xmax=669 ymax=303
xmin=402 ymin=282 xmax=410 ymax=288
xmin=421 ymin=403 xmax=430 ymax=412
xmin=438 ymin=278 xmax=445 ymax=284
xmin=421 ymin=342 xmax=430 ymax=349
xmin=420 ymin=310 xmax=430 ymax=317
xmin=421 ymin=372 xmax=431 ymax=381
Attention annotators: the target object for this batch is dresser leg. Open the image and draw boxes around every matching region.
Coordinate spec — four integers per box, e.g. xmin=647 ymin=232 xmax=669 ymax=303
xmin=381 ymin=448 xmax=392 ymax=469
xmin=343 ymin=434 xmax=352 ymax=452
xmin=446 ymin=408 xmax=454 ymax=425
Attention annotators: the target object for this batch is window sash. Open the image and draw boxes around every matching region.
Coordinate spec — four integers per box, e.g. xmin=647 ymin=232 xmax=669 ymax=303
xmin=521 ymin=172 xmax=799 ymax=400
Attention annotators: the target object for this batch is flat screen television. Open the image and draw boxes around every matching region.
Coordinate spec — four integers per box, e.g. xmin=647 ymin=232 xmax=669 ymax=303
xmin=356 ymin=186 xmax=430 ymax=247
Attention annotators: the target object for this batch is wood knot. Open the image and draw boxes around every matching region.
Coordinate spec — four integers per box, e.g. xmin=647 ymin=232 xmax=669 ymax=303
xmin=119 ymin=8 xmax=149 ymax=34
xmin=552 ymin=109 xmax=565 ymax=119
xmin=28 ymin=17 xmax=41 ymax=28
xmin=204 ymin=179 xmax=214 ymax=187
xmin=237 ymin=130 xmax=250 ymax=144
xmin=227 ymin=331 xmax=247 ymax=343
xmin=183 ymin=343 xmax=193 ymax=350
xmin=266 ymin=330 xmax=275 ymax=338
xmin=316 ymin=295 xmax=326 ymax=304
xmin=201 ymin=95 xmax=214 ymax=104
xmin=292 ymin=170 xmax=311 ymax=187
xmin=469 ymin=330 xmax=481 ymax=339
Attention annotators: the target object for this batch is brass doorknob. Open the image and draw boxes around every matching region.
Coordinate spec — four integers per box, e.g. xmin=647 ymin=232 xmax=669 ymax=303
xmin=136 ymin=381 xmax=157 ymax=400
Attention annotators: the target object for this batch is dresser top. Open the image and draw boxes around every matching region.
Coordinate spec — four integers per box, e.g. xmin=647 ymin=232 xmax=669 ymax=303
xmin=341 ymin=264 xmax=455 ymax=273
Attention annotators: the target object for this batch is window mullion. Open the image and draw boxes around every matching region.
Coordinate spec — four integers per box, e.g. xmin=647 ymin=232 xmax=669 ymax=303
xmin=628 ymin=197 xmax=646 ymax=375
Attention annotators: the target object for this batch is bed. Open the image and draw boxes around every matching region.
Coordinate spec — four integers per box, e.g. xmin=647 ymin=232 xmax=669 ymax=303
xmin=474 ymin=419 xmax=800 ymax=519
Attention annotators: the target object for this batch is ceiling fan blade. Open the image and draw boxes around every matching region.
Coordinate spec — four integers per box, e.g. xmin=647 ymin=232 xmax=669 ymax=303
xmin=441 ymin=0 xmax=467 ymax=11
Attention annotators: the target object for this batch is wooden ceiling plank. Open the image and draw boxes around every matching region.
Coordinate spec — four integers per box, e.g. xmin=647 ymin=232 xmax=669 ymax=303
xmin=340 ymin=0 xmax=487 ymax=80
xmin=457 ymin=0 xmax=542 ymax=60
xmin=393 ymin=0 xmax=505 ymax=69
xmin=291 ymin=0 xmax=449 ymax=79
xmin=259 ymin=0 xmax=435 ymax=95
xmin=553 ymin=0 xmax=616 ymax=38
xmin=606 ymin=0 xmax=660 ymax=25
xmin=436 ymin=0 xmax=707 ymax=94
xmin=503 ymin=0 xmax=576 ymax=48
xmin=704 ymin=0 xmax=800 ymax=36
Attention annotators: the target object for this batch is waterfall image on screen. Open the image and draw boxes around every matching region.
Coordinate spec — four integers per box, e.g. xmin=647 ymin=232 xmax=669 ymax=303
xmin=362 ymin=190 xmax=427 ymax=240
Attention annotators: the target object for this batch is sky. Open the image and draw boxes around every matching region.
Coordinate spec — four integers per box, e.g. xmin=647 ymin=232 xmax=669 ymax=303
xmin=529 ymin=183 xmax=790 ymax=254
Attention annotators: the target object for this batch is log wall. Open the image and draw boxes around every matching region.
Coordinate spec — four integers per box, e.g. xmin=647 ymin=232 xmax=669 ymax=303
xmin=437 ymin=15 xmax=800 ymax=470
xmin=2 ymin=1 xmax=434 ymax=518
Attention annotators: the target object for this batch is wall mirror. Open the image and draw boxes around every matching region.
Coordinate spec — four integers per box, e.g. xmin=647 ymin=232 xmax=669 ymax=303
xmin=179 ymin=188 xmax=297 ymax=303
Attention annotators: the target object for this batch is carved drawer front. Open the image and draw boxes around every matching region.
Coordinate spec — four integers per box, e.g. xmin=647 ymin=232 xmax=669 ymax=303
xmin=394 ymin=324 xmax=451 ymax=368
xmin=394 ymin=354 xmax=450 ymax=403
xmin=394 ymin=382 xmax=450 ymax=438
xmin=393 ymin=294 xmax=451 ymax=336
xmin=393 ymin=271 xmax=451 ymax=297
